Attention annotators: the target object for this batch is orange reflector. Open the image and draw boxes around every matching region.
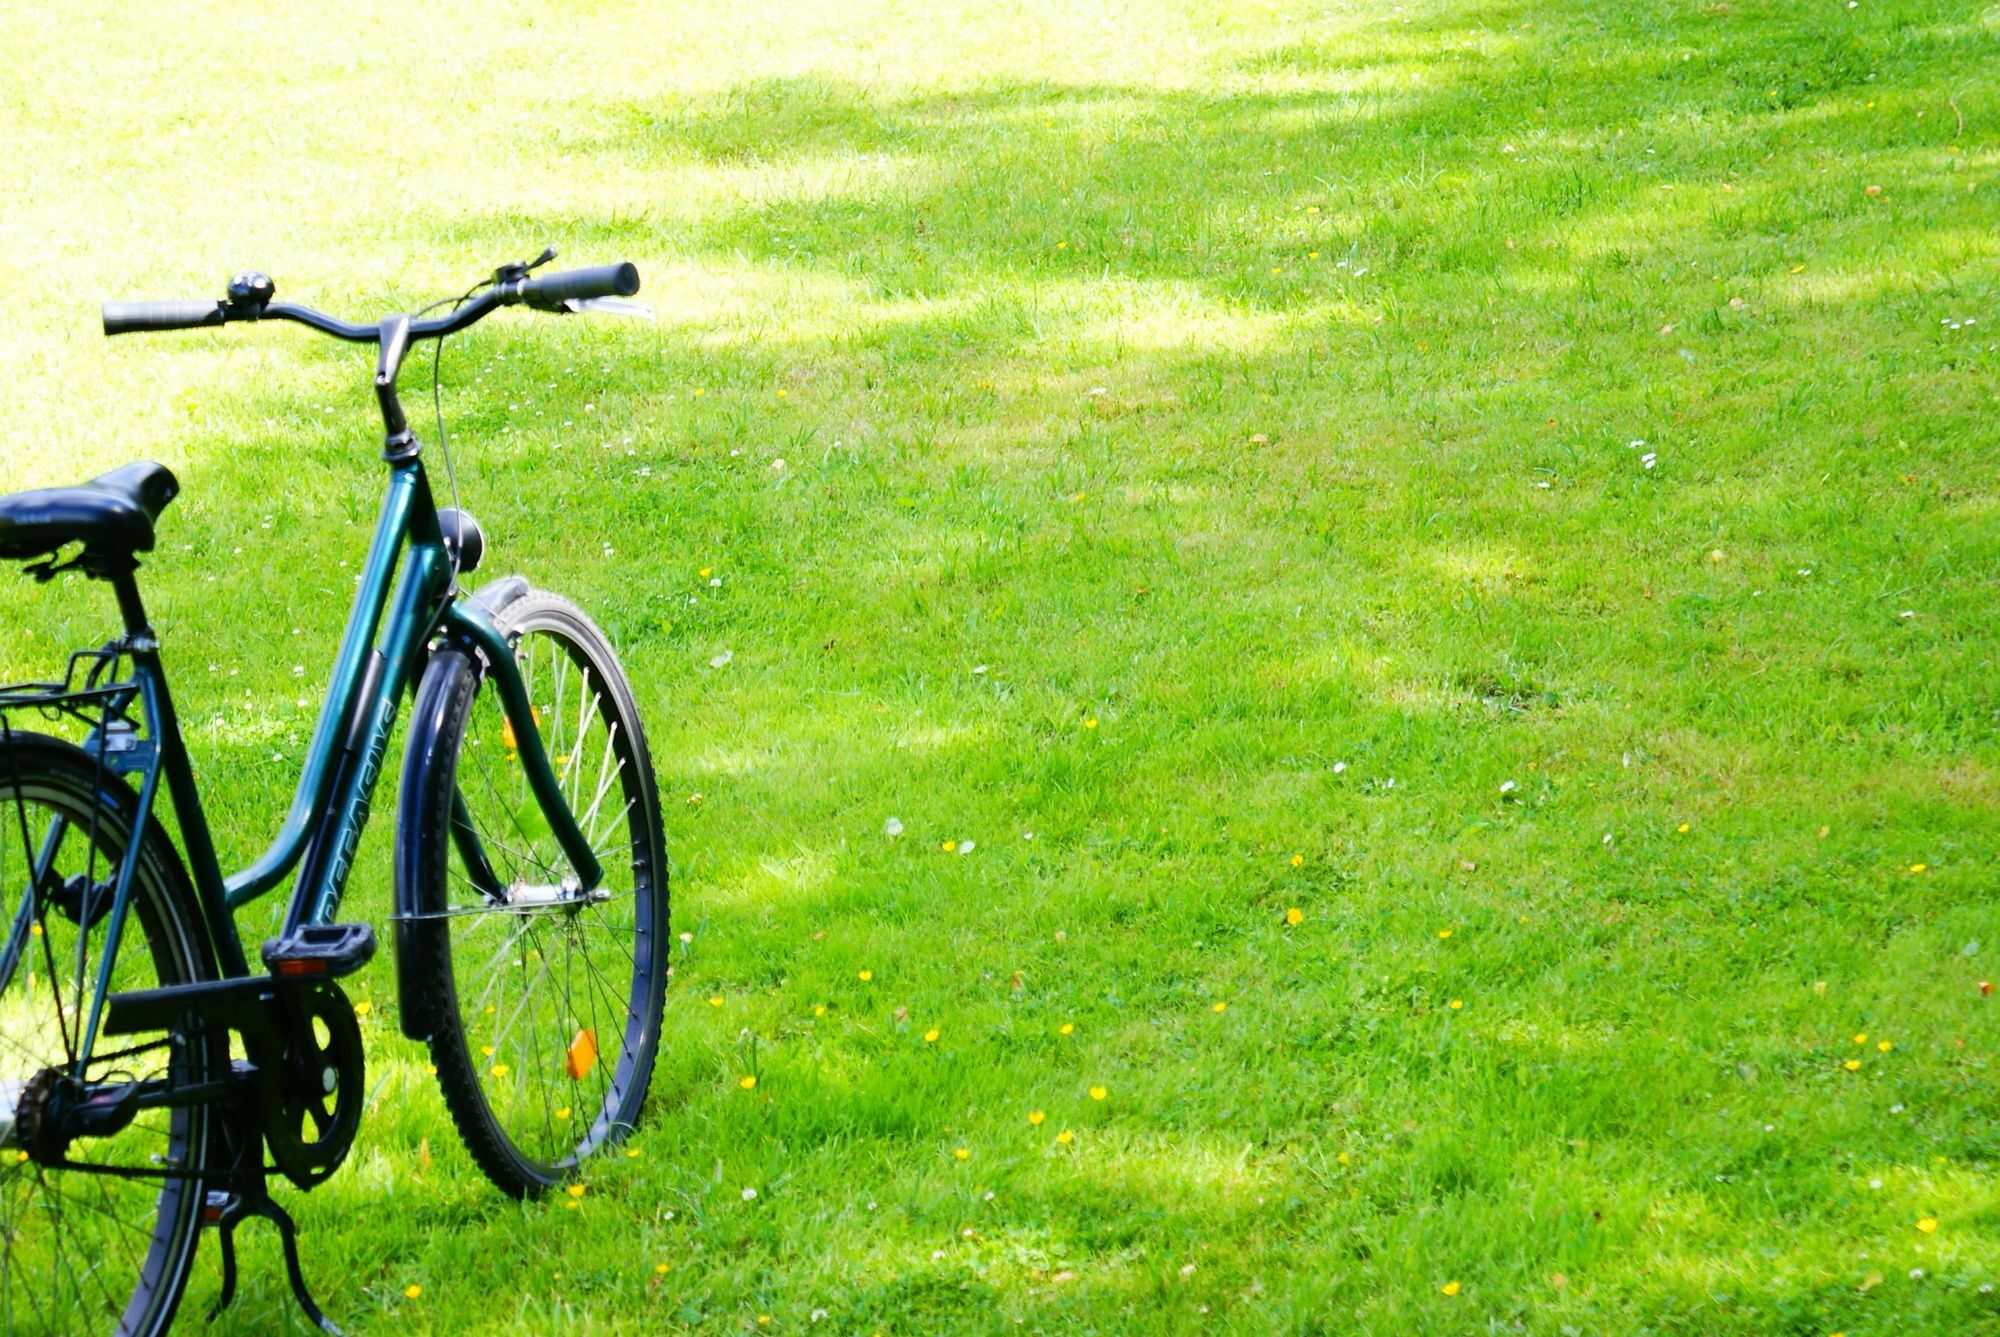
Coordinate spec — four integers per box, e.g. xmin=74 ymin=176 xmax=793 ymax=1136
xmin=565 ymin=1027 xmax=599 ymax=1081
xmin=273 ymin=958 xmax=327 ymax=976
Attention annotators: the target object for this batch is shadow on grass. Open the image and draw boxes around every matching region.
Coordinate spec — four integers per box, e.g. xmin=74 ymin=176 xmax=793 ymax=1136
xmin=22 ymin=2 xmax=2000 ymax=1331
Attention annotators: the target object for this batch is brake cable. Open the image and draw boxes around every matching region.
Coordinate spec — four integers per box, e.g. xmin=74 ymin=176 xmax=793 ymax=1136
xmin=411 ymin=280 xmax=487 ymax=535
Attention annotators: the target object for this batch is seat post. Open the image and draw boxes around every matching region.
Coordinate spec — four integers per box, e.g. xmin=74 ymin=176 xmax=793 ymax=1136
xmin=101 ymin=560 xmax=154 ymax=644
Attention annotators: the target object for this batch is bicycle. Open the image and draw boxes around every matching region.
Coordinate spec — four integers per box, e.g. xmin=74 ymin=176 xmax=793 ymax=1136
xmin=0 ymin=251 xmax=668 ymax=1334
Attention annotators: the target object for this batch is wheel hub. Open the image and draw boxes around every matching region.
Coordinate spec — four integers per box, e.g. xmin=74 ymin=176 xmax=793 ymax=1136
xmin=9 ymin=1066 xmax=141 ymax=1164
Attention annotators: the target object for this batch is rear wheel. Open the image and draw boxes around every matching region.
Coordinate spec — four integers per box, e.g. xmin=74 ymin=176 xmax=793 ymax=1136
xmin=0 ymin=730 xmax=218 ymax=1336
xmin=400 ymin=591 xmax=667 ymax=1196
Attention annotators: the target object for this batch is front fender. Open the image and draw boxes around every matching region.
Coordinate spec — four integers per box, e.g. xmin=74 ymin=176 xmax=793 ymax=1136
xmin=390 ymin=646 xmax=471 ymax=1043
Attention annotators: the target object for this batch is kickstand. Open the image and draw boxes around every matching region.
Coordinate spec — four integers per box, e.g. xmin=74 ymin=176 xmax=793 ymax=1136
xmin=204 ymin=1184 xmax=343 ymax=1334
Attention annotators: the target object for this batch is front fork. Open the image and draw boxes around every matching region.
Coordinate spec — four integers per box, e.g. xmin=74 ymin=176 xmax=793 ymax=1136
xmin=438 ymin=596 xmax=603 ymax=891
xmin=390 ymin=586 xmax=603 ymax=1043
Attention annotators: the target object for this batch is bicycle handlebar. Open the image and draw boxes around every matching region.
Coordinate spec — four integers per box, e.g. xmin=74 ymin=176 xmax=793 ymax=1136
xmin=102 ymin=300 xmax=227 ymax=335
xmin=519 ymin=262 xmax=640 ymax=311
xmin=100 ymin=260 xmax=642 ymax=341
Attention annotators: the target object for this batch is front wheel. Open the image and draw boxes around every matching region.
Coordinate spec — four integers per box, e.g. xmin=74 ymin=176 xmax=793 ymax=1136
xmin=397 ymin=590 xmax=668 ymax=1197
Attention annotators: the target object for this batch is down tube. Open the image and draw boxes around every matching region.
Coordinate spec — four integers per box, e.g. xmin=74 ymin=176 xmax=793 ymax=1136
xmin=292 ymin=542 xmax=450 ymax=930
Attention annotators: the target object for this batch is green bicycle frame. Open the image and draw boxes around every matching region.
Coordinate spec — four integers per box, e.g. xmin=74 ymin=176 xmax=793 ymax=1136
xmin=86 ymin=449 xmax=602 ymax=1024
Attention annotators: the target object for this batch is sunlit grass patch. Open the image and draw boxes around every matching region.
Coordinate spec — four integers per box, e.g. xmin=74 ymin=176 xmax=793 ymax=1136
xmin=3 ymin=0 xmax=1999 ymax=1331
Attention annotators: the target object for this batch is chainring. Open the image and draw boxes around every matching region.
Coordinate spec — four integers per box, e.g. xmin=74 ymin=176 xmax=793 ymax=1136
xmin=264 ymin=980 xmax=365 ymax=1188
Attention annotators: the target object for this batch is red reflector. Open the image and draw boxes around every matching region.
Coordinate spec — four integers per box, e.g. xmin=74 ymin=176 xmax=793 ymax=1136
xmin=203 ymin=1206 xmax=223 ymax=1223
xmin=273 ymin=958 xmax=327 ymax=976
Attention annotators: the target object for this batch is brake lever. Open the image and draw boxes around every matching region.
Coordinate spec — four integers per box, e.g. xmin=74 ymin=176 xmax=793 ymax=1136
xmin=561 ymin=297 xmax=654 ymax=320
xmin=494 ymin=246 xmax=560 ymax=285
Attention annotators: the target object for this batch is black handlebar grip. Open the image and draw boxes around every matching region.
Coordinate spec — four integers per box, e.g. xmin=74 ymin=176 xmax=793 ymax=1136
xmin=518 ymin=263 xmax=640 ymax=311
xmin=102 ymin=300 xmax=227 ymax=336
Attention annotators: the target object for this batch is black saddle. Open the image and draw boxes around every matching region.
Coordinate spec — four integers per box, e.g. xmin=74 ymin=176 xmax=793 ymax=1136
xmin=0 ymin=462 xmax=179 ymax=562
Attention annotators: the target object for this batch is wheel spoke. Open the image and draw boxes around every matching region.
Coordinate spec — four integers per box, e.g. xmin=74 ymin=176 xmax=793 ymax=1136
xmin=429 ymin=610 xmax=664 ymax=1191
xmin=0 ymin=751 xmax=211 ymax=1332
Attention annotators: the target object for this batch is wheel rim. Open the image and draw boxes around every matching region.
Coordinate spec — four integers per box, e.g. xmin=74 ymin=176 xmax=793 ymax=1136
xmin=442 ymin=620 xmax=659 ymax=1178
xmin=0 ymin=771 xmax=207 ymax=1336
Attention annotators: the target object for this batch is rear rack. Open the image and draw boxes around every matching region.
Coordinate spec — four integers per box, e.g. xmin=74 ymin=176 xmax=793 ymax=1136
xmin=0 ymin=643 xmax=147 ymax=769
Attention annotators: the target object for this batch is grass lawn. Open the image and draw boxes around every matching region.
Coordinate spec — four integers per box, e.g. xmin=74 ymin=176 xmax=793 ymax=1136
xmin=3 ymin=0 xmax=1999 ymax=1331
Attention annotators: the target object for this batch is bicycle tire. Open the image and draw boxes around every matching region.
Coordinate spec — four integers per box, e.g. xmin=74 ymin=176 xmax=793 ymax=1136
xmin=397 ymin=589 xmax=667 ymax=1197
xmin=0 ymin=729 xmax=220 ymax=1337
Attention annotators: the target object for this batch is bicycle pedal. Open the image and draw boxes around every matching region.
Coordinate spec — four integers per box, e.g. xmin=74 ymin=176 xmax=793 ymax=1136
xmin=261 ymin=923 xmax=376 ymax=980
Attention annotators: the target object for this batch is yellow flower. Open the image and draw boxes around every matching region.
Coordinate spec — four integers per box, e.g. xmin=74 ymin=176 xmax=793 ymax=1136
xmin=481 ymin=1044 xmax=496 ymax=1057
xmin=1878 ymin=1040 xmax=1892 ymax=1052
xmin=954 ymin=1148 xmax=970 ymax=1161
xmin=1059 ymin=1023 xmax=1075 ymax=1036
xmin=1088 ymin=1085 xmax=1107 ymax=1101
xmin=924 ymin=1028 xmax=940 ymax=1043
xmin=1843 ymin=1059 xmax=1861 ymax=1072
xmin=404 ymin=1284 xmax=422 ymax=1300
xmin=1056 ymin=1129 xmax=1074 ymax=1145
xmin=1677 ymin=823 xmax=1690 ymax=833
xmin=655 ymin=1263 xmax=670 ymax=1275
xmin=566 ymin=1183 xmax=587 ymax=1199
xmin=708 ymin=996 xmax=723 ymax=1008
xmin=1212 ymin=1001 xmax=1227 ymax=1013
xmin=739 ymin=1075 xmax=757 ymax=1090
xmin=1441 ymin=1281 xmax=1461 ymax=1296
xmin=1910 ymin=863 xmax=1926 ymax=874
xmin=1853 ymin=1033 xmax=1867 ymax=1045
xmin=1289 ymin=853 xmax=1304 ymax=867
xmin=1285 ymin=907 xmax=1304 ymax=926
xmin=1449 ymin=999 xmax=1464 ymax=1011
xmin=627 ymin=1147 xmax=642 ymax=1158
xmin=812 ymin=1004 xmax=827 ymax=1017
xmin=1083 ymin=718 xmax=1098 ymax=730
xmin=1917 ymin=1217 xmax=1938 ymax=1234
xmin=1438 ymin=929 xmax=1453 ymax=940
xmin=1029 ymin=1110 xmax=1046 ymax=1125
xmin=1308 ymin=251 xmax=1320 ymax=259
xmin=490 ymin=1064 xmax=509 ymax=1078
xmin=353 ymin=1000 xmax=371 ymax=1016
xmin=941 ymin=840 xmax=955 ymax=851
xmin=859 ymin=970 xmax=873 ymax=982
xmin=1336 ymin=1151 xmax=1350 ymax=1165
xmin=699 ymin=567 xmax=713 ymax=579
xmin=556 ymin=1105 xmax=571 ymax=1120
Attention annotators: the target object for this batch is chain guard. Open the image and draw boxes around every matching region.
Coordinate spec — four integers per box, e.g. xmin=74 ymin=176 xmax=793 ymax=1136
xmin=263 ymin=980 xmax=364 ymax=1189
